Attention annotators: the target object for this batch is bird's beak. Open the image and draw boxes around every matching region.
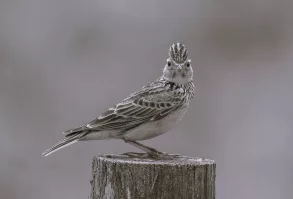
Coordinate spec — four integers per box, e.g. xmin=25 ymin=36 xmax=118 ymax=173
xmin=178 ymin=65 xmax=183 ymax=70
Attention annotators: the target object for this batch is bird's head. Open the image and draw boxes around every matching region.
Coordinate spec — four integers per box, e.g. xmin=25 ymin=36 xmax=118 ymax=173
xmin=163 ymin=42 xmax=193 ymax=85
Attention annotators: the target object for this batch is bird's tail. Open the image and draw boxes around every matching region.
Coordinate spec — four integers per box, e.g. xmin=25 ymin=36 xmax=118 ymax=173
xmin=42 ymin=131 xmax=88 ymax=157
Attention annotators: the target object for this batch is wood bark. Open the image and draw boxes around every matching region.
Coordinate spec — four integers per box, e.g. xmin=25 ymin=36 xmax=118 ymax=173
xmin=90 ymin=154 xmax=216 ymax=199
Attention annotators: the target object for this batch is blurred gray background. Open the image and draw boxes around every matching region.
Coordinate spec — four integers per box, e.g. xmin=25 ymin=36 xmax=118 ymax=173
xmin=0 ymin=0 xmax=293 ymax=199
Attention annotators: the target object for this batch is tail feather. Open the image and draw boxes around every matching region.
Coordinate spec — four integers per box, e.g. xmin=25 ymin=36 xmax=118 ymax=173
xmin=42 ymin=132 xmax=88 ymax=157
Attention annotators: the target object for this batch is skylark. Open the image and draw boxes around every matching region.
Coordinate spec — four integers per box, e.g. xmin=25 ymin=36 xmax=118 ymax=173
xmin=42 ymin=43 xmax=195 ymax=159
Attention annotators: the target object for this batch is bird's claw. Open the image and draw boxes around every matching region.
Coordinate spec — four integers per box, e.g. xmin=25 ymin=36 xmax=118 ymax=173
xmin=122 ymin=151 xmax=180 ymax=160
xmin=122 ymin=152 xmax=149 ymax=158
xmin=148 ymin=151 xmax=181 ymax=160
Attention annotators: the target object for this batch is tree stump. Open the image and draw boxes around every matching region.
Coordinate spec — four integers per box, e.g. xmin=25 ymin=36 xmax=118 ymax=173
xmin=90 ymin=154 xmax=215 ymax=199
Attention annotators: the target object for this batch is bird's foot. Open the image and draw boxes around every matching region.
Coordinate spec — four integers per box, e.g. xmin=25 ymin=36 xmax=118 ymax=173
xmin=123 ymin=140 xmax=181 ymax=160
xmin=122 ymin=152 xmax=150 ymax=158
xmin=141 ymin=147 xmax=180 ymax=160
xmin=122 ymin=151 xmax=180 ymax=160
xmin=148 ymin=151 xmax=181 ymax=160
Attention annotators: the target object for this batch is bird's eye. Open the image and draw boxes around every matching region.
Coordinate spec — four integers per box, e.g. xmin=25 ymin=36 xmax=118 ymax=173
xmin=167 ymin=61 xmax=171 ymax=66
xmin=186 ymin=62 xmax=190 ymax=67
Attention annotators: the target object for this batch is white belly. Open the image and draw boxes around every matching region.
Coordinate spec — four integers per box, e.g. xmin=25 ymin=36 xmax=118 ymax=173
xmin=122 ymin=107 xmax=188 ymax=141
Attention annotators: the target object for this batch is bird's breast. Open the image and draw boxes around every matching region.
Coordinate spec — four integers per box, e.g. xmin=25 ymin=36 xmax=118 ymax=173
xmin=122 ymin=106 xmax=188 ymax=141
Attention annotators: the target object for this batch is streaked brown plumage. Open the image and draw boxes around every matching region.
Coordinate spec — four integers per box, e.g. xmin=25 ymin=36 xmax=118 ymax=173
xmin=42 ymin=43 xmax=195 ymax=158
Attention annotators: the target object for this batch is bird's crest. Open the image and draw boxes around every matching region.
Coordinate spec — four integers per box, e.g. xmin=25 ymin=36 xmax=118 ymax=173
xmin=169 ymin=43 xmax=188 ymax=64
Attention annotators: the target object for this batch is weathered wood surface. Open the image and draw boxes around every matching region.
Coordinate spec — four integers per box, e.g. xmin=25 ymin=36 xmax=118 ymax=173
xmin=90 ymin=154 xmax=215 ymax=199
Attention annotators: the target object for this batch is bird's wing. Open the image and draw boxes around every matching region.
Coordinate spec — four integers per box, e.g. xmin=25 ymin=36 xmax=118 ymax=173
xmin=63 ymin=79 xmax=184 ymax=136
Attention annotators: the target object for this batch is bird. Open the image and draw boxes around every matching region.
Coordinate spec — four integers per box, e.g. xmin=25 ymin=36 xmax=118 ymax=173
xmin=42 ymin=42 xmax=195 ymax=159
